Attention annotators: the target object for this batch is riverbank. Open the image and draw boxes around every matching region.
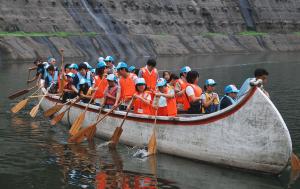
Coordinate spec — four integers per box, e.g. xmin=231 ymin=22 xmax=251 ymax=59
xmin=1 ymin=32 xmax=300 ymax=60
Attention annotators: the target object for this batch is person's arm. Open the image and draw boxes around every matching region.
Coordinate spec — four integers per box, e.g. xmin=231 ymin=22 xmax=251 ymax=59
xmin=155 ymin=91 xmax=174 ymax=99
xmin=71 ymin=85 xmax=79 ymax=94
xmin=126 ymin=97 xmax=135 ymax=111
xmin=202 ymin=93 xmax=218 ymax=108
xmin=186 ymin=86 xmax=201 ymax=103
xmin=138 ymin=69 xmax=143 ymax=78
xmin=113 ymin=87 xmax=121 ymax=107
xmin=135 ymin=94 xmax=151 ymax=105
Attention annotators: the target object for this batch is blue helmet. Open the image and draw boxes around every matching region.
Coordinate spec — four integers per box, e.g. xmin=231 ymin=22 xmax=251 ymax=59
xmin=104 ymin=56 xmax=114 ymax=62
xmin=224 ymin=85 xmax=239 ymax=94
xmin=96 ymin=61 xmax=107 ymax=69
xmin=180 ymin=66 xmax=191 ymax=73
xmin=116 ymin=61 xmax=128 ymax=70
xmin=66 ymin=72 xmax=75 ymax=78
xmin=83 ymin=62 xmax=92 ymax=69
xmin=69 ymin=63 xmax=78 ymax=70
xmin=128 ymin=66 xmax=136 ymax=72
xmin=156 ymin=78 xmax=167 ymax=87
xmin=205 ymin=79 xmax=217 ymax=86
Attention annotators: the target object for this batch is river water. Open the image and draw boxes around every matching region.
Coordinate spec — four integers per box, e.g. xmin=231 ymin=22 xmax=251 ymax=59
xmin=0 ymin=53 xmax=300 ymax=189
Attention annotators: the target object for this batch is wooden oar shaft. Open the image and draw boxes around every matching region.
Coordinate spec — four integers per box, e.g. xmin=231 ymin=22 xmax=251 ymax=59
xmin=8 ymin=85 xmax=37 ymax=100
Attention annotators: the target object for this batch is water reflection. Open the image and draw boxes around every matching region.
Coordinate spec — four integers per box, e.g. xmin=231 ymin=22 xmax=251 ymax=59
xmin=1 ymin=54 xmax=300 ymax=188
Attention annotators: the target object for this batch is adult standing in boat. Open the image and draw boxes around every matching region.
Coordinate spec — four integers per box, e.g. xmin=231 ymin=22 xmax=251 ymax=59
xmin=201 ymin=79 xmax=220 ymax=114
xmin=127 ymin=78 xmax=153 ymax=115
xmin=93 ymin=61 xmax=108 ymax=106
xmin=104 ymin=56 xmax=116 ymax=75
xmin=138 ymin=58 xmax=159 ymax=91
xmin=219 ymin=85 xmax=239 ymax=110
xmin=238 ymin=68 xmax=269 ymax=99
xmin=103 ymin=74 xmax=118 ymax=109
xmin=154 ymin=78 xmax=177 ymax=117
xmin=114 ymin=62 xmax=136 ymax=110
xmin=175 ymin=66 xmax=191 ymax=112
xmin=185 ymin=71 xmax=203 ymax=114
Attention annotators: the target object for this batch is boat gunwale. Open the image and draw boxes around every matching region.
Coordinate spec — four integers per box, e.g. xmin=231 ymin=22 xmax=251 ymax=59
xmin=45 ymin=87 xmax=257 ymax=126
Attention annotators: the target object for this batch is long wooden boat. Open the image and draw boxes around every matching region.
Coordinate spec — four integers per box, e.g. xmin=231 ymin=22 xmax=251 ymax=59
xmin=40 ymin=86 xmax=292 ymax=174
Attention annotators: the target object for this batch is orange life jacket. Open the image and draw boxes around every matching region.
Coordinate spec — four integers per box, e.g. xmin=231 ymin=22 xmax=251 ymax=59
xmin=157 ymin=86 xmax=177 ymax=117
xmin=94 ymin=75 xmax=108 ymax=99
xmin=133 ymin=91 xmax=153 ymax=115
xmin=96 ymin=172 xmax=107 ymax=189
xmin=187 ymin=84 xmax=202 ymax=102
xmin=120 ymin=73 xmax=136 ymax=101
xmin=175 ymin=79 xmax=190 ymax=111
xmin=141 ymin=66 xmax=158 ymax=91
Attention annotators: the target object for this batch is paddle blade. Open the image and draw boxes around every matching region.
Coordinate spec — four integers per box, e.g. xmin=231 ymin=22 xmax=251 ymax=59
xmin=291 ymin=153 xmax=300 ymax=171
xmin=109 ymin=127 xmax=123 ymax=149
xmin=69 ymin=112 xmax=85 ymax=136
xmin=11 ymin=99 xmax=29 ymax=113
xmin=44 ymin=104 xmax=64 ymax=117
xmin=147 ymin=132 xmax=157 ymax=156
xmin=29 ymin=104 xmax=40 ymax=118
xmin=50 ymin=111 xmax=66 ymax=125
xmin=68 ymin=124 xmax=96 ymax=144
xmin=8 ymin=89 xmax=29 ymax=100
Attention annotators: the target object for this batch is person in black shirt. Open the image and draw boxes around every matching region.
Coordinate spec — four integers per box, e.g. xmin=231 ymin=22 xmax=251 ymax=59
xmin=220 ymin=85 xmax=239 ymax=110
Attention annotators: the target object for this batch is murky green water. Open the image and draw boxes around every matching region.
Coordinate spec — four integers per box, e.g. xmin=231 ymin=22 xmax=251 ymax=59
xmin=0 ymin=53 xmax=300 ymax=188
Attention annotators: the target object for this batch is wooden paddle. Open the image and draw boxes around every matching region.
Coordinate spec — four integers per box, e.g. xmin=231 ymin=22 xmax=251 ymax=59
xmin=50 ymin=97 xmax=80 ymax=126
xmin=8 ymin=85 xmax=37 ymax=100
xmin=147 ymin=110 xmax=158 ymax=156
xmin=29 ymin=84 xmax=53 ymax=118
xmin=10 ymin=87 xmax=41 ymax=114
xmin=108 ymin=103 xmax=132 ymax=149
xmin=43 ymin=100 xmax=71 ymax=117
xmin=69 ymin=77 xmax=106 ymax=136
xmin=58 ymin=49 xmax=65 ymax=94
xmin=68 ymin=102 xmax=121 ymax=143
xmin=291 ymin=152 xmax=300 ymax=171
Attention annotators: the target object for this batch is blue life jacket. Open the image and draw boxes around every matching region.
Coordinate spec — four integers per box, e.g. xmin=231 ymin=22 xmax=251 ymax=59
xmin=219 ymin=95 xmax=236 ymax=110
xmin=77 ymin=72 xmax=92 ymax=89
xmin=46 ymin=71 xmax=59 ymax=86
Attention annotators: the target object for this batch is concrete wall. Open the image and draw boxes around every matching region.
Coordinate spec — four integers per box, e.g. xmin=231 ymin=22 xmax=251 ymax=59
xmin=0 ymin=0 xmax=300 ymax=60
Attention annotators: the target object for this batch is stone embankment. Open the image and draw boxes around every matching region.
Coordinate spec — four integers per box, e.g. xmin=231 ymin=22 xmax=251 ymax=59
xmin=0 ymin=0 xmax=300 ymax=60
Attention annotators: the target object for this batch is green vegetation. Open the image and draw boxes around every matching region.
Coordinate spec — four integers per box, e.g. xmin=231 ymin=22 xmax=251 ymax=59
xmin=0 ymin=31 xmax=99 ymax=37
xmin=294 ymin=32 xmax=300 ymax=35
xmin=238 ymin=31 xmax=267 ymax=36
xmin=201 ymin=32 xmax=226 ymax=37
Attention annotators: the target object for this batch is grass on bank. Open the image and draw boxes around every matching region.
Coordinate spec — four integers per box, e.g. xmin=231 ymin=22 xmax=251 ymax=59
xmin=238 ymin=31 xmax=267 ymax=36
xmin=0 ymin=31 xmax=99 ymax=37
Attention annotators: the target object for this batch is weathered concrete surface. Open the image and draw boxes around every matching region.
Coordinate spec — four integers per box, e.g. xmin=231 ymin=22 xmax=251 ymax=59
xmin=0 ymin=0 xmax=300 ymax=60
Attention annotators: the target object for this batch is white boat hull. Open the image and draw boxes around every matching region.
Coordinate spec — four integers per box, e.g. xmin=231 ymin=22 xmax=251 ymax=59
xmin=41 ymin=87 xmax=292 ymax=174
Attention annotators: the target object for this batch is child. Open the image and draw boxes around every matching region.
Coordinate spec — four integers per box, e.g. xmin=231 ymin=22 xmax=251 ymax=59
xmin=201 ymin=79 xmax=220 ymax=114
xmin=103 ymin=74 xmax=118 ymax=109
xmin=127 ymin=78 xmax=153 ymax=115
xmin=154 ymin=78 xmax=177 ymax=117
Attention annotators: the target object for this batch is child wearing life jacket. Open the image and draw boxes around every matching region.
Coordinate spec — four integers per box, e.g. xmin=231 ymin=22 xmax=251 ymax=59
xmin=220 ymin=85 xmax=239 ymax=110
xmin=103 ymin=74 xmax=118 ymax=109
xmin=127 ymin=78 xmax=153 ymax=115
xmin=93 ymin=61 xmax=108 ymax=106
xmin=138 ymin=58 xmax=159 ymax=91
xmin=114 ymin=62 xmax=136 ymax=110
xmin=62 ymin=72 xmax=78 ymax=102
xmin=175 ymin=66 xmax=191 ymax=112
xmin=201 ymin=79 xmax=220 ymax=114
xmin=78 ymin=78 xmax=93 ymax=103
xmin=185 ymin=71 xmax=203 ymax=114
xmin=44 ymin=65 xmax=59 ymax=94
xmin=153 ymin=78 xmax=177 ymax=117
